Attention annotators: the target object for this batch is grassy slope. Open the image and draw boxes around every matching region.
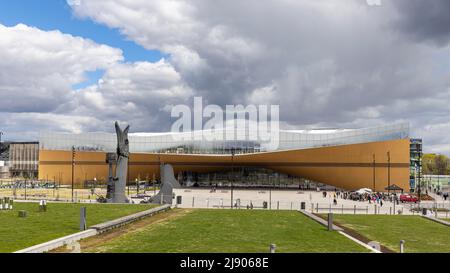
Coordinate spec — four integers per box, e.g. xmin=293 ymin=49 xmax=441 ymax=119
xmin=0 ymin=202 xmax=155 ymax=252
xmin=89 ymin=209 xmax=368 ymax=253
xmin=333 ymin=215 xmax=450 ymax=253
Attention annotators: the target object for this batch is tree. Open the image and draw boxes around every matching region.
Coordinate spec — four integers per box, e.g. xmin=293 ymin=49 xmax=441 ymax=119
xmin=434 ymin=154 xmax=449 ymax=175
xmin=422 ymin=154 xmax=436 ymax=175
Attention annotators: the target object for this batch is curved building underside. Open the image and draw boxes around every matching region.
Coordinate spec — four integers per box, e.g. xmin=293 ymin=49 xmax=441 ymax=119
xmin=38 ymin=123 xmax=411 ymax=192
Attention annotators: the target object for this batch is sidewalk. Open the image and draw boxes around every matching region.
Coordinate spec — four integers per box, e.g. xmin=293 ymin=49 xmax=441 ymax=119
xmin=173 ymin=188 xmax=417 ymax=215
xmin=426 ymin=191 xmax=450 ymax=203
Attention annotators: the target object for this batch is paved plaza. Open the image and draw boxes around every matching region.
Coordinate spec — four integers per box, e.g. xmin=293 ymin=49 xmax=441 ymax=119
xmin=3 ymin=185 xmax=448 ymax=217
xmin=173 ymin=188 xmax=450 ymax=216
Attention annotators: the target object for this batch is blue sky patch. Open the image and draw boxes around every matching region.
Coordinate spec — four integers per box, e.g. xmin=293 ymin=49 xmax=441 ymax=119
xmin=72 ymin=69 xmax=105 ymax=90
xmin=0 ymin=0 xmax=166 ymax=63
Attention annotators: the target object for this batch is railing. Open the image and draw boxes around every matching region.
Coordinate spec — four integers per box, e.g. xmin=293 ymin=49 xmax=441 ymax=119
xmin=0 ymin=184 xmax=159 ymax=203
xmin=407 ymin=202 xmax=450 ymax=211
xmin=174 ymin=195 xmax=412 ymax=215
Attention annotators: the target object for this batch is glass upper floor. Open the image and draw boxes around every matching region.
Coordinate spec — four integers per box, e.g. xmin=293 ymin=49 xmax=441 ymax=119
xmin=39 ymin=123 xmax=410 ymax=155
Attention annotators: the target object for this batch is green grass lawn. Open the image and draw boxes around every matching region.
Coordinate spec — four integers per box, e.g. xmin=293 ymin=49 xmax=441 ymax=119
xmin=0 ymin=202 xmax=156 ymax=253
xmin=332 ymin=215 xmax=450 ymax=253
xmin=88 ymin=209 xmax=368 ymax=253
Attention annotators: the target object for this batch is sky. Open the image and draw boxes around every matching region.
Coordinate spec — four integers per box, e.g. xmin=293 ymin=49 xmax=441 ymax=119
xmin=0 ymin=0 xmax=165 ymax=63
xmin=0 ymin=0 xmax=450 ymax=155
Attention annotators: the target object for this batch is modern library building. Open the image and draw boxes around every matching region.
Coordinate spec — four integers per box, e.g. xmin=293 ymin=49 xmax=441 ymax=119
xmin=37 ymin=123 xmax=416 ymax=192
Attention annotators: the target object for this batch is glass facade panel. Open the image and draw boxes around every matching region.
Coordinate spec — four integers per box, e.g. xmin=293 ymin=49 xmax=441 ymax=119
xmin=39 ymin=123 xmax=410 ymax=154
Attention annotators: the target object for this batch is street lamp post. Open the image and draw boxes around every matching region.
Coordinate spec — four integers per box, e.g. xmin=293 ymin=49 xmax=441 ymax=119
xmin=231 ymin=149 xmax=235 ymax=209
xmin=0 ymin=131 xmax=3 ymax=144
xmin=157 ymin=155 xmax=161 ymax=196
xmin=269 ymin=185 xmax=272 ymax=210
xmin=93 ymin=177 xmax=97 ymax=195
xmin=418 ymin=151 xmax=422 ymax=204
xmin=438 ymin=175 xmax=440 ymax=192
xmin=71 ymin=146 xmax=75 ymax=203
xmin=153 ymin=173 xmax=156 ymax=196
xmin=136 ymin=178 xmax=139 ymax=195
xmin=58 ymin=172 xmax=61 ymax=198
xmin=373 ymin=154 xmax=376 ymax=191
xmin=24 ymin=177 xmax=27 ymax=200
xmin=387 ymin=151 xmax=391 ymax=194
xmin=127 ymin=157 xmax=130 ymax=196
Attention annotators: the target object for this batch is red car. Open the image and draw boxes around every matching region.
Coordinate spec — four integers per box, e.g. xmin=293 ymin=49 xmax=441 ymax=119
xmin=400 ymin=194 xmax=419 ymax=203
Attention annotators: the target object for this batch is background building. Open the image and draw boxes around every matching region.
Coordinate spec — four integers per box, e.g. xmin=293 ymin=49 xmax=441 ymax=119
xmin=422 ymin=175 xmax=450 ymax=190
xmin=410 ymin=138 xmax=423 ymax=191
xmin=0 ymin=142 xmax=9 ymax=178
xmin=9 ymin=142 xmax=39 ymax=178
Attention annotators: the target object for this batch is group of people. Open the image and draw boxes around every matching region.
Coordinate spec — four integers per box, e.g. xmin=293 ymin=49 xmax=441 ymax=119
xmin=429 ymin=186 xmax=449 ymax=201
xmin=439 ymin=191 xmax=449 ymax=201
xmin=323 ymin=190 xmax=400 ymax=207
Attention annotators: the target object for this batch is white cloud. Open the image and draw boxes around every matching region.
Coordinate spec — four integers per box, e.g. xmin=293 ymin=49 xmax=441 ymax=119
xmin=0 ymin=23 xmax=190 ymax=138
xmin=247 ymin=85 xmax=279 ymax=106
xmin=2 ymin=1 xmax=450 ymax=156
xmin=70 ymin=0 xmax=201 ymax=49
xmin=71 ymin=60 xmax=193 ymax=132
xmin=0 ymin=23 xmax=123 ymax=113
xmin=78 ymin=60 xmax=193 ymax=109
xmin=164 ymin=45 xmax=208 ymax=74
xmin=2 ymin=112 xmax=100 ymax=137
xmin=67 ymin=0 xmax=450 ymax=155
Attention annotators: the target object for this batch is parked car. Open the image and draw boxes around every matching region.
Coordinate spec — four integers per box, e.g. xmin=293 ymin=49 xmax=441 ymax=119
xmin=400 ymin=194 xmax=419 ymax=203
